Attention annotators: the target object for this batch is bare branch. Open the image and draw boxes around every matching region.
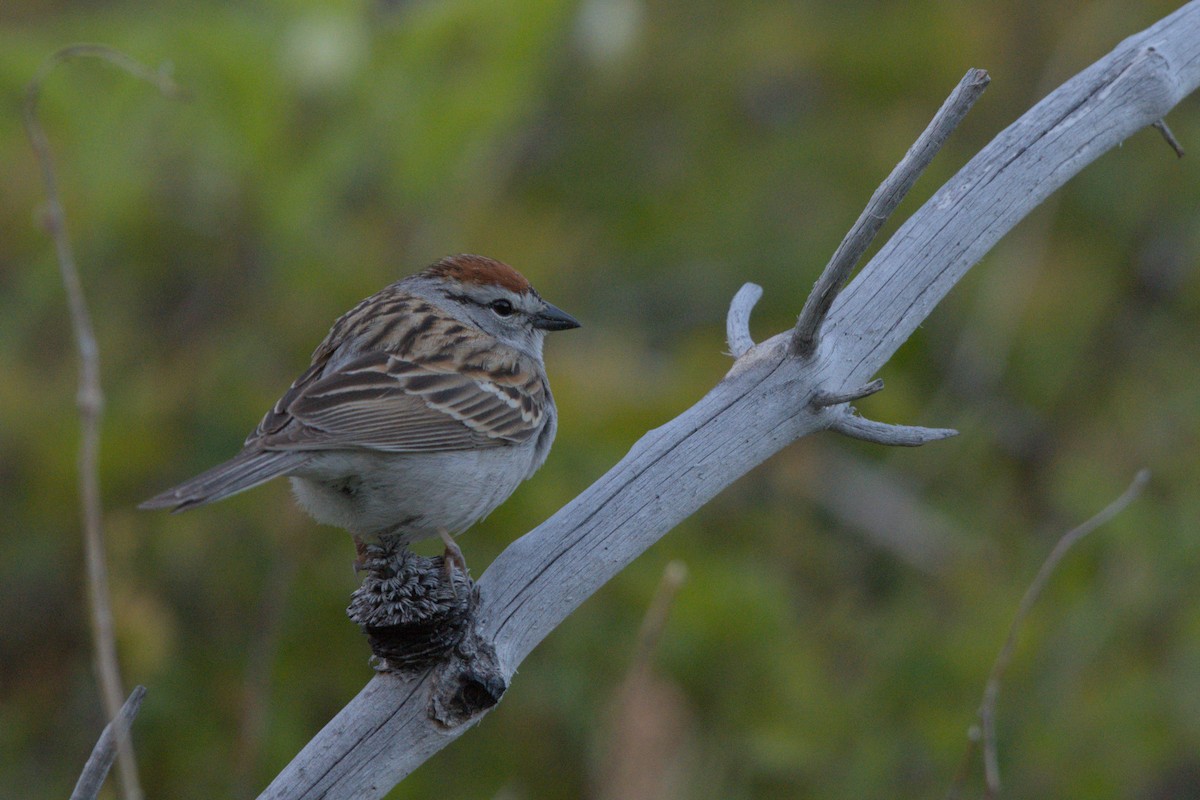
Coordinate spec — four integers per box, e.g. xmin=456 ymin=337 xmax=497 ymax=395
xmin=1152 ymin=119 xmax=1185 ymax=157
xmin=70 ymin=686 xmax=146 ymax=800
xmin=830 ymin=412 xmax=958 ymax=447
xmin=976 ymin=470 xmax=1150 ymax=798
xmin=726 ymin=282 xmax=763 ymax=357
xmin=261 ymin=6 xmax=1200 ymax=796
xmin=24 ymin=44 xmax=184 ymax=800
xmin=791 ymin=68 xmax=990 ymax=358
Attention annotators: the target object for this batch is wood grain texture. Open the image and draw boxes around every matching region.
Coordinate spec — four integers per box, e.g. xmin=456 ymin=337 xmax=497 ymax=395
xmin=260 ymin=5 xmax=1200 ymax=798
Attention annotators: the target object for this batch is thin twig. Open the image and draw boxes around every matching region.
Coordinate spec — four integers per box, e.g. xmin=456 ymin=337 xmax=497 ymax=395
xmin=947 ymin=469 xmax=1150 ymax=800
xmin=792 ymin=68 xmax=990 ymax=357
xmin=23 ymin=43 xmax=184 ymax=800
xmin=1152 ymin=119 xmax=1185 ymax=157
xmin=70 ymin=686 xmax=147 ymax=800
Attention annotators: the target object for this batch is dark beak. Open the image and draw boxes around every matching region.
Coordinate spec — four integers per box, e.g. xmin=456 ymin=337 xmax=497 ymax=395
xmin=533 ymin=302 xmax=581 ymax=332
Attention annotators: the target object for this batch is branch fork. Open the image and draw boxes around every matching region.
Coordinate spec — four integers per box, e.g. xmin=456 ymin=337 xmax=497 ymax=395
xmin=721 ymin=69 xmax=988 ymax=449
xmin=343 ymin=55 xmax=980 ymax=704
xmin=791 ymin=68 xmax=992 ymax=359
xmin=726 ymin=287 xmax=959 ymax=447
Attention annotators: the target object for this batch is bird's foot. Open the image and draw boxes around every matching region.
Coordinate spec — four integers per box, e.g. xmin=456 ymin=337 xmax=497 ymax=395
xmin=352 ymin=535 xmax=371 ymax=574
xmin=438 ymin=528 xmax=470 ymax=595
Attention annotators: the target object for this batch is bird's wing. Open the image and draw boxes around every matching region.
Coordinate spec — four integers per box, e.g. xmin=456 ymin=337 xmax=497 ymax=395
xmin=250 ymin=348 xmax=547 ymax=453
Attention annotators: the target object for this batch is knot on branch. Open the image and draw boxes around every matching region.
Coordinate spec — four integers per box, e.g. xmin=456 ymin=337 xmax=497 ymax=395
xmin=429 ymin=632 xmax=506 ymax=728
xmin=347 ymin=541 xmax=475 ymax=671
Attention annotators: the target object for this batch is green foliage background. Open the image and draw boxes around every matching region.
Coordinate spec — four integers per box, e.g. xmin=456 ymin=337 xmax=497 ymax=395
xmin=2 ymin=1 xmax=1199 ymax=798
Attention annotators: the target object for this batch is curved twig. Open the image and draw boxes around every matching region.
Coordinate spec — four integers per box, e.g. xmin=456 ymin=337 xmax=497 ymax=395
xmin=830 ymin=412 xmax=958 ymax=447
xmin=726 ymin=282 xmax=764 ymax=357
xmin=945 ymin=470 xmax=1150 ymax=800
xmin=978 ymin=470 xmax=1150 ymax=797
xmin=24 ymin=44 xmax=184 ymax=800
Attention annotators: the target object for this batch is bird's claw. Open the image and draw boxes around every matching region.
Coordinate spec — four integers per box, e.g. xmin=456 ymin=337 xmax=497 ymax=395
xmin=438 ymin=528 xmax=469 ymax=596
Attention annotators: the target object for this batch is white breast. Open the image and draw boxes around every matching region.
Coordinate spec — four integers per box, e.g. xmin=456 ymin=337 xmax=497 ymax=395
xmin=287 ymin=434 xmax=546 ymax=541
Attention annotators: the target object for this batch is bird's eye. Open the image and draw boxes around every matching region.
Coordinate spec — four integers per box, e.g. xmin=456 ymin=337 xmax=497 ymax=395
xmin=489 ymin=299 xmax=515 ymax=317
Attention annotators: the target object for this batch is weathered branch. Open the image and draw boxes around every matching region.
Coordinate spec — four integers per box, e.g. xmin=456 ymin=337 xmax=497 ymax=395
xmin=791 ymin=67 xmax=991 ymax=358
xmin=70 ymin=686 xmax=146 ymax=800
xmin=24 ymin=44 xmax=183 ymax=800
xmin=261 ymin=5 xmax=1200 ymax=798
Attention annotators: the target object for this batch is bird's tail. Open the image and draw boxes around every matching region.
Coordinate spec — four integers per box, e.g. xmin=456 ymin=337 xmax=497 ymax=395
xmin=139 ymin=449 xmax=309 ymax=512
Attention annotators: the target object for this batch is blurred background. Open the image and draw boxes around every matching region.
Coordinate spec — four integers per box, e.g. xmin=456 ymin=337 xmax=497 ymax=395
xmin=2 ymin=1 xmax=1199 ymax=798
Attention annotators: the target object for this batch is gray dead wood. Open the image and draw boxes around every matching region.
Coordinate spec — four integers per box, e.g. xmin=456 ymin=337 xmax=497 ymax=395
xmin=725 ymin=282 xmax=763 ymax=357
xmin=260 ymin=4 xmax=1200 ymax=798
xmin=71 ymin=686 xmax=146 ymax=800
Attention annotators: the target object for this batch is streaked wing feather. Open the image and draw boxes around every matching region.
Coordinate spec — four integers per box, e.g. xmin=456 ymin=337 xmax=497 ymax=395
xmin=254 ymin=350 xmax=545 ymax=453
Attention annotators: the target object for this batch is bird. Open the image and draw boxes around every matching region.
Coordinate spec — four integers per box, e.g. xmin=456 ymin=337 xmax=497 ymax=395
xmin=141 ymin=254 xmax=580 ymax=572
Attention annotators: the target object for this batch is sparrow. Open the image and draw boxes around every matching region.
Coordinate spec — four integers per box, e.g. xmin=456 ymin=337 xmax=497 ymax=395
xmin=141 ymin=254 xmax=580 ymax=569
